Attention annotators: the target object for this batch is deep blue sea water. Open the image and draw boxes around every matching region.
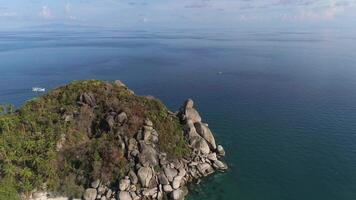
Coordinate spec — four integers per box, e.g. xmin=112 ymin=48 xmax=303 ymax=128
xmin=1 ymin=27 xmax=356 ymax=200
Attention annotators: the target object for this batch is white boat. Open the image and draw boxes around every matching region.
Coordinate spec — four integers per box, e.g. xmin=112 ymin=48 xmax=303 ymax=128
xmin=32 ymin=87 xmax=46 ymax=92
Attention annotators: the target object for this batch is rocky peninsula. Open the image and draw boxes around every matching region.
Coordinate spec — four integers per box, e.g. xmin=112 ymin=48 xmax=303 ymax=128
xmin=0 ymin=80 xmax=227 ymax=200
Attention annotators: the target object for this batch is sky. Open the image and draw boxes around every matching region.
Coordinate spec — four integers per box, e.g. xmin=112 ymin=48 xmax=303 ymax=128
xmin=0 ymin=0 xmax=355 ymax=30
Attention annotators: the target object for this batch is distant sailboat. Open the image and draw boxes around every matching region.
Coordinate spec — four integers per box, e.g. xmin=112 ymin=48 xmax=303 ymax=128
xmin=32 ymin=87 xmax=46 ymax=92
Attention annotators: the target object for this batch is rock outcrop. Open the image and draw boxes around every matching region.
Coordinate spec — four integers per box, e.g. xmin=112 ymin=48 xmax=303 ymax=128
xmin=77 ymin=97 xmax=227 ymax=200
xmin=2 ymin=80 xmax=227 ymax=200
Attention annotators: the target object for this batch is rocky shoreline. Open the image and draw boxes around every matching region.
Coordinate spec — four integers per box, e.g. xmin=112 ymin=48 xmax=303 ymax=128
xmin=2 ymin=80 xmax=227 ymax=200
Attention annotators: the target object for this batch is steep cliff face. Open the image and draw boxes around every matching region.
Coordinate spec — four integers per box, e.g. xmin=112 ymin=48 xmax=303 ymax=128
xmin=0 ymin=80 xmax=227 ymax=200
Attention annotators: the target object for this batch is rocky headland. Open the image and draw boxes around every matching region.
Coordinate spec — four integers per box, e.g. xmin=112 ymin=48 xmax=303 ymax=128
xmin=0 ymin=80 xmax=227 ymax=200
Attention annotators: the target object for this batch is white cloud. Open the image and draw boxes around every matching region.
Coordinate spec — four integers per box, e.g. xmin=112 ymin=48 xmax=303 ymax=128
xmin=39 ymin=5 xmax=52 ymax=19
xmin=69 ymin=15 xmax=77 ymax=21
xmin=64 ymin=2 xmax=76 ymax=20
xmin=298 ymin=0 xmax=346 ymax=20
xmin=65 ymin=3 xmax=71 ymax=13
xmin=0 ymin=12 xmax=17 ymax=17
xmin=184 ymin=2 xmax=210 ymax=9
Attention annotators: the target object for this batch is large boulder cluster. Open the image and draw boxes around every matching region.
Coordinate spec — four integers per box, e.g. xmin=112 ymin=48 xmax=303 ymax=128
xmin=80 ymin=98 xmax=227 ymax=200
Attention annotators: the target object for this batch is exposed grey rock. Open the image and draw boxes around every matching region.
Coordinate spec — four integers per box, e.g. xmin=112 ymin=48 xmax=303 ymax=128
xmin=128 ymin=138 xmax=138 ymax=153
xmin=63 ymin=114 xmax=73 ymax=122
xmin=142 ymin=187 xmax=157 ymax=197
xmin=31 ymin=191 xmax=47 ymax=199
xmin=131 ymin=149 xmax=139 ymax=157
xmin=151 ymin=134 xmax=159 ymax=143
xmin=97 ymin=185 xmax=106 ymax=195
xmin=119 ymin=177 xmax=130 ymax=191
xmin=114 ymin=80 xmax=134 ymax=94
xmin=143 ymin=129 xmax=152 ymax=141
xmin=159 ymin=153 xmax=168 ymax=166
xmin=171 ymin=188 xmax=187 ymax=200
xmin=117 ymin=112 xmax=128 ymax=124
xmin=148 ymin=174 xmax=159 ymax=189
xmin=213 ymin=160 xmax=228 ymax=171
xmin=172 ymin=159 xmax=182 ymax=169
xmin=106 ymin=189 xmax=112 ymax=198
xmin=189 ymin=167 xmax=199 ymax=179
xmin=129 ymin=184 xmax=137 ymax=192
xmin=152 ymin=129 xmax=158 ymax=136
xmin=144 ymin=125 xmax=153 ymax=131
xmin=180 ymin=99 xmax=201 ymax=123
xmin=117 ymin=191 xmax=132 ymax=200
xmin=163 ymin=184 xmax=173 ymax=193
xmin=197 ymin=163 xmax=214 ymax=176
xmin=114 ymin=80 xmax=126 ymax=88
xmin=163 ymin=166 xmax=178 ymax=182
xmin=130 ymin=192 xmax=140 ymax=200
xmin=217 ymin=145 xmax=226 ymax=157
xmin=208 ymin=153 xmax=217 ymax=161
xmin=144 ymin=118 xmax=153 ymax=127
xmin=91 ymin=179 xmax=100 ymax=188
xmin=194 ymin=122 xmax=217 ymax=150
xmin=129 ymin=170 xmax=138 ymax=185
xmin=185 ymin=108 xmax=201 ymax=123
xmin=83 ymin=188 xmax=97 ymax=200
xmin=151 ymin=129 xmax=159 ymax=143
xmin=191 ymin=137 xmax=210 ymax=155
xmin=185 ymin=98 xmax=194 ymax=109
xmin=119 ymin=141 xmax=126 ymax=151
xmin=157 ymin=185 xmax=164 ymax=200
xmin=79 ymin=92 xmax=96 ymax=107
xmin=137 ymin=166 xmax=153 ymax=187
xmin=172 ymin=175 xmax=183 ymax=189
xmin=136 ymin=130 xmax=143 ymax=141
xmin=186 ymin=120 xmax=201 ymax=139
xmin=106 ymin=115 xmax=115 ymax=128
xmin=158 ymin=172 xmax=169 ymax=185
xmin=138 ymin=142 xmax=158 ymax=166
xmin=178 ymin=168 xmax=186 ymax=177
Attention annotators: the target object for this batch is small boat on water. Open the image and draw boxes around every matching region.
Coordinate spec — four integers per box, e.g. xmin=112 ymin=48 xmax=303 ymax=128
xmin=32 ymin=87 xmax=46 ymax=92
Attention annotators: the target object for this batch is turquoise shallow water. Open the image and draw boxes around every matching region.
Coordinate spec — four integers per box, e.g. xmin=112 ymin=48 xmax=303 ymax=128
xmin=1 ymin=27 xmax=356 ymax=200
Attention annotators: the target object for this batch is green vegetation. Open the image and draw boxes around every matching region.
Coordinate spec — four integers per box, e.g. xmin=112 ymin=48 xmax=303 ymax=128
xmin=0 ymin=80 xmax=190 ymax=198
xmin=0 ymin=176 xmax=19 ymax=200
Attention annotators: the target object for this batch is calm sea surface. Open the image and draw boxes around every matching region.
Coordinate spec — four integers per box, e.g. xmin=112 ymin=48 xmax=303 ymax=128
xmin=1 ymin=27 xmax=356 ymax=200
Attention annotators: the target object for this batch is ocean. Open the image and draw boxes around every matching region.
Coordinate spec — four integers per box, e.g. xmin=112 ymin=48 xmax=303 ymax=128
xmin=1 ymin=27 xmax=356 ymax=200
